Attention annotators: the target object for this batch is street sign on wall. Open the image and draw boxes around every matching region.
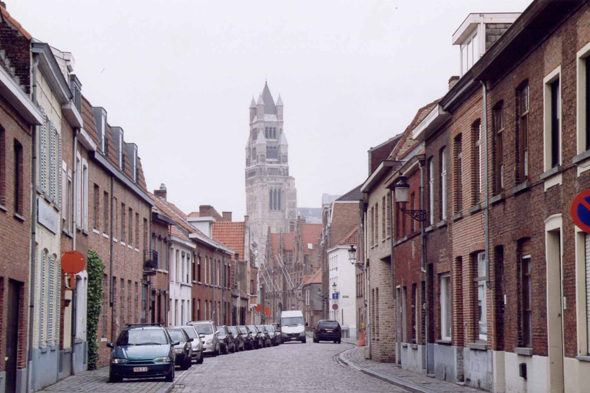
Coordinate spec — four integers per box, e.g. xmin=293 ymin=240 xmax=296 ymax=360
xmin=332 ymin=304 xmax=338 ymax=310
xmin=264 ymin=307 xmax=271 ymax=316
xmin=571 ymin=190 xmax=590 ymax=233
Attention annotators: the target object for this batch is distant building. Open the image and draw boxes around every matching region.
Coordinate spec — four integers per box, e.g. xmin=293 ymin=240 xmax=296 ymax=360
xmin=297 ymin=207 xmax=322 ymax=224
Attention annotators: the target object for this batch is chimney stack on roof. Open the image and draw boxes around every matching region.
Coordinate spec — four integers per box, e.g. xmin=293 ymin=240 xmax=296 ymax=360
xmin=448 ymin=75 xmax=460 ymax=91
xmin=222 ymin=212 xmax=233 ymax=222
xmin=154 ymin=183 xmax=167 ymax=201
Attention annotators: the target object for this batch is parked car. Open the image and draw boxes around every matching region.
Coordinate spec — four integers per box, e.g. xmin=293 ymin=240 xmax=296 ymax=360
xmin=238 ymin=325 xmax=255 ymax=350
xmin=189 ymin=321 xmax=220 ymax=356
xmin=217 ymin=325 xmax=237 ymax=354
xmin=256 ymin=325 xmax=272 ymax=347
xmin=247 ymin=325 xmax=264 ymax=349
xmin=108 ymin=324 xmax=176 ymax=382
xmin=178 ymin=326 xmax=204 ymax=364
xmin=166 ymin=328 xmax=193 ymax=370
xmin=228 ymin=326 xmax=245 ymax=351
xmin=272 ymin=323 xmax=282 ymax=344
xmin=313 ymin=320 xmax=342 ymax=344
xmin=264 ymin=324 xmax=280 ymax=346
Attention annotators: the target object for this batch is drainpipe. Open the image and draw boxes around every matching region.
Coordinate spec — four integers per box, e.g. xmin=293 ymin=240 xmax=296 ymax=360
xmin=364 ymin=208 xmax=371 ymax=357
xmin=481 ymin=81 xmax=491 ymax=289
xmin=420 ymin=160 xmax=429 ymax=374
xmin=109 ymin=176 xmax=114 ymax=342
xmin=71 ymin=128 xmax=79 ymax=375
xmin=27 ymin=53 xmax=40 ymax=393
xmin=389 ymin=189 xmax=398 ymax=364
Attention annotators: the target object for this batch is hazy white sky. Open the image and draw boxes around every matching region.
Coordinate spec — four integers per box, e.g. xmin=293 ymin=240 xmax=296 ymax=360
xmin=10 ymin=0 xmax=532 ymax=218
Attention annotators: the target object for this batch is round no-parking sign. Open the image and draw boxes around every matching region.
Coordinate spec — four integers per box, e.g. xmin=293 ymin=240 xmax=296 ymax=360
xmin=571 ymin=190 xmax=590 ymax=233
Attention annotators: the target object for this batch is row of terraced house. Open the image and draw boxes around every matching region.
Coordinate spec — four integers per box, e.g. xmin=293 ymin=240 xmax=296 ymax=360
xmin=358 ymin=2 xmax=590 ymax=392
xmin=0 ymin=6 xmax=258 ymax=392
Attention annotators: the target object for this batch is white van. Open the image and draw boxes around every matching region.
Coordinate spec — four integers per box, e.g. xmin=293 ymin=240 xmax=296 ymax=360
xmin=280 ymin=310 xmax=306 ymax=343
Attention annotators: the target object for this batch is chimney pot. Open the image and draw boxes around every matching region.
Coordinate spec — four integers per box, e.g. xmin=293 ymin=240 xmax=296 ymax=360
xmin=154 ymin=184 xmax=167 ymax=201
xmin=448 ymin=76 xmax=460 ymax=91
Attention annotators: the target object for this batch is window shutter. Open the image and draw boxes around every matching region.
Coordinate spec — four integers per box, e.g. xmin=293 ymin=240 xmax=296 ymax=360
xmin=39 ymin=250 xmax=46 ymax=346
xmin=49 ymin=122 xmax=56 ymax=202
xmin=39 ymin=111 xmax=48 ymax=194
xmin=55 ymin=260 xmax=61 ymax=344
xmin=48 ymin=254 xmax=55 ymax=345
xmin=57 ymin=136 xmax=62 ymax=209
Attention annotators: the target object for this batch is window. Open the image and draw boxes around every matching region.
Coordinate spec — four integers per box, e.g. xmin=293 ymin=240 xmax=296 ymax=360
xmin=428 ymin=158 xmax=434 ymax=224
xmin=198 ymin=255 xmax=202 ymax=282
xmin=82 ymin=160 xmax=88 ymax=230
xmin=386 ymin=192 xmax=391 ymax=238
xmin=410 ymin=192 xmax=416 ymax=233
xmin=128 ymin=207 xmax=133 ymax=246
xmin=411 ymin=284 xmax=417 ymax=343
xmin=121 ymin=203 xmax=125 ymax=243
xmin=520 ymin=240 xmax=532 ymax=347
xmin=66 ymin=170 xmax=72 ymax=232
xmin=135 ymin=213 xmax=139 ymax=249
xmin=75 ymin=154 xmax=81 ymax=225
xmin=440 ymin=147 xmax=447 ymax=220
xmin=492 ymin=103 xmax=504 ymax=194
xmin=0 ymin=126 xmax=4 ymax=206
xmin=454 ymin=134 xmax=463 ymax=213
xmin=269 ymin=188 xmax=282 ymax=211
xmin=475 ymin=252 xmax=487 ymax=341
xmin=472 ymin=120 xmax=482 ymax=205
xmin=103 ymin=191 xmax=109 ymax=234
xmin=62 ymin=162 xmax=68 ymax=227
xmin=382 ymin=196 xmax=386 ymax=241
xmin=371 ymin=207 xmax=376 ymax=245
xmin=93 ymin=184 xmax=99 ymax=229
xmin=440 ymin=274 xmax=452 ymax=341
xmin=544 ymin=68 xmax=561 ymax=170
xmin=113 ymin=197 xmax=118 ymax=239
xmin=14 ymin=139 xmax=23 ymax=215
xmin=266 ymin=146 xmax=278 ymax=159
xmin=143 ymin=218 xmax=148 ymax=254
xmin=516 ymin=83 xmax=529 ymax=183
xmin=461 ymin=31 xmax=480 ymax=75
xmin=576 ymin=45 xmax=590 ymax=153
xmin=375 ymin=203 xmax=379 ymax=242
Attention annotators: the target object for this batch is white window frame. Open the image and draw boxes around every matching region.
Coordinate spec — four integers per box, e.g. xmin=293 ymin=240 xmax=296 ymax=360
xmin=101 ymin=113 xmax=107 ymax=153
xmin=440 ymin=148 xmax=447 ymax=221
xmin=75 ymin=153 xmax=82 ymax=227
xmin=62 ymin=161 xmax=67 ymax=228
xmin=440 ymin=274 xmax=452 ymax=341
xmin=429 ymin=159 xmax=434 ymax=224
xmin=476 ymin=252 xmax=487 ymax=342
xmin=82 ymin=158 xmax=89 ymax=231
xmin=543 ymin=65 xmax=562 ymax=172
xmin=576 ymin=42 xmax=590 ymax=157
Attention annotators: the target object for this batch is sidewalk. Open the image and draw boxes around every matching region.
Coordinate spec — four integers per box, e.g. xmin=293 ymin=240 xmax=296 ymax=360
xmin=338 ymin=346 xmax=483 ymax=393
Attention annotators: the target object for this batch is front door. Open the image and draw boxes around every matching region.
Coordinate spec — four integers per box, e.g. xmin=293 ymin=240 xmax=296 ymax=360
xmin=6 ymin=280 xmax=22 ymax=393
xmin=546 ymin=228 xmax=564 ymax=393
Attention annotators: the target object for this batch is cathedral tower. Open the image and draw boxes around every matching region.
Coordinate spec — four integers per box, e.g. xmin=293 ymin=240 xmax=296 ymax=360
xmin=245 ymin=82 xmax=297 ymax=266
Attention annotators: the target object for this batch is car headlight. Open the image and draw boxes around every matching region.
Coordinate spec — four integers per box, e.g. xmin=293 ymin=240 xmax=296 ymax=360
xmin=175 ymin=348 xmax=183 ymax=354
xmin=111 ymin=358 xmax=128 ymax=364
xmin=153 ymin=357 xmax=171 ymax=362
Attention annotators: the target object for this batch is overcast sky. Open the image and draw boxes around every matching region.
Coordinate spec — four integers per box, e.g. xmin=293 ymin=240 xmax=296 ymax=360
xmin=11 ymin=0 xmax=532 ymax=218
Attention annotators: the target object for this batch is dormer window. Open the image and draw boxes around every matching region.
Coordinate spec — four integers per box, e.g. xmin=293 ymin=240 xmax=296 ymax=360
xmin=118 ymin=132 xmax=123 ymax=170
xmin=461 ymin=31 xmax=480 ymax=75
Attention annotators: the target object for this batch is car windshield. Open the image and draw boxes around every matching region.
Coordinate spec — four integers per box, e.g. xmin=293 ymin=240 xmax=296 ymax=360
xmin=256 ymin=326 xmax=265 ymax=332
xmin=217 ymin=327 xmax=227 ymax=337
xmin=194 ymin=323 xmax=213 ymax=334
xmin=116 ymin=329 xmax=168 ymax=346
xmin=239 ymin=326 xmax=248 ymax=334
xmin=228 ymin=327 xmax=238 ymax=335
xmin=264 ymin=325 xmax=274 ymax=332
xmin=319 ymin=321 xmax=339 ymax=329
xmin=282 ymin=317 xmax=304 ymax=326
xmin=247 ymin=325 xmax=257 ymax=333
xmin=167 ymin=329 xmax=186 ymax=343
xmin=181 ymin=327 xmax=197 ymax=339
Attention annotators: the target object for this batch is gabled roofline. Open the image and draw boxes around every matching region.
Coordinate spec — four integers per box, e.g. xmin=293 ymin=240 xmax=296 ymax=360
xmin=412 ymin=104 xmax=450 ymax=142
xmin=360 ymin=160 xmax=401 ymax=193
xmin=189 ymin=232 xmax=235 ymax=255
xmin=32 ymin=42 xmax=71 ymax=105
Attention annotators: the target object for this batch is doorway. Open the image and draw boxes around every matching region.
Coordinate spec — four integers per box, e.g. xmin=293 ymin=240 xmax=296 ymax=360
xmin=546 ymin=222 xmax=564 ymax=393
xmin=6 ymin=279 xmax=23 ymax=393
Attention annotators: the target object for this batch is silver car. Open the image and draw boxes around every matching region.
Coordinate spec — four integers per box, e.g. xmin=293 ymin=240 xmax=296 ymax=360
xmin=178 ymin=326 xmax=204 ymax=364
xmin=189 ymin=321 xmax=219 ymax=357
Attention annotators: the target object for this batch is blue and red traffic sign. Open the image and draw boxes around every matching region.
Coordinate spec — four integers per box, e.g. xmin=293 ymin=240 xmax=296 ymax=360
xmin=571 ymin=190 xmax=590 ymax=233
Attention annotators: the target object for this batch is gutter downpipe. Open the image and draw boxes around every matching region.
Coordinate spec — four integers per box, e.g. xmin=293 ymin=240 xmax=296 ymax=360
xmin=364 ymin=205 xmax=371 ymax=358
xmin=71 ymin=129 xmax=79 ymax=375
xmin=109 ymin=175 xmax=114 ymax=342
xmin=481 ymin=80 xmax=491 ymax=290
xmin=420 ymin=159 xmax=429 ymax=374
xmin=389 ymin=187 xmax=399 ymax=365
xmin=27 ymin=53 xmax=40 ymax=393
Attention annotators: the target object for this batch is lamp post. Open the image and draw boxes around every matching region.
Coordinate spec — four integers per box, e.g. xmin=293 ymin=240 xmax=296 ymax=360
xmin=348 ymin=245 xmax=365 ymax=271
xmin=392 ymin=176 xmax=427 ymax=222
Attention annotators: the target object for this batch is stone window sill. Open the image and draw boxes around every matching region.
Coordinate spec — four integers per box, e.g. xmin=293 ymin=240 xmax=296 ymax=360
xmin=511 ymin=180 xmax=530 ymax=195
xmin=14 ymin=212 xmax=25 ymax=222
xmin=0 ymin=203 xmax=7 ymax=213
xmin=63 ymin=229 xmax=73 ymax=238
xmin=410 ymin=344 xmax=418 ymax=350
xmin=425 ymin=225 xmax=434 ymax=233
xmin=467 ymin=342 xmax=487 ymax=351
xmin=576 ymin=355 xmax=590 ymax=362
xmin=540 ymin=165 xmax=562 ymax=180
xmin=402 ymin=343 xmax=408 ymax=348
xmin=490 ymin=193 xmax=505 ymax=205
xmin=541 ymin=166 xmax=563 ymax=191
xmin=103 ymin=233 xmax=109 ymax=239
xmin=92 ymin=228 xmax=101 ymax=235
xmin=515 ymin=347 xmax=533 ymax=356
xmin=469 ymin=204 xmax=482 ymax=215
xmin=436 ymin=339 xmax=452 ymax=345
xmin=573 ymin=149 xmax=590 ymax=165
xmin=451 ymin=212 xmax=463 ymax=222
xmin=436 ymin=220 xmax=447 ymax=229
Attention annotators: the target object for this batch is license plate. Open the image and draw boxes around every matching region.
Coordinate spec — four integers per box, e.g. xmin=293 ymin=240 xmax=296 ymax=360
xmin=327 ymin=329 xmax=333 ymax=333
xmin=133 ymin=367 xmax=148 ymax=372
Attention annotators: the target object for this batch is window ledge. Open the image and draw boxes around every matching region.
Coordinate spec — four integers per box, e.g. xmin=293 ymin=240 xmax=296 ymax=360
xmin=410 ymin=344 xmax=419 ymax=350
xmin=92 ymin=228 xmax=101 ymax=235
xmin=573 ymin=149 xmax=590 ymax=165
xmin=81 ymin=229 xmax=88 ymax=236
xmin=402 ymin=343 xmax=408 ymax=348
xmin=135 ymin=248 xmax=140 ymax=253
xmin=540 ymin=165 xmax=562 ymax=181
xmin=425 ymin=226 xmax=434 ymax=233
xmin=451 ymin=212 xmax=463 ymax=222
xmin=511 ymin=180 xmax=530 ymax=195
xmin=0 ymin=203 xmax=7 ymax=213
xmin=121 ymin=242 xmax=126 ymax=247
xmin=436 ymin=339 xmax=452 ymax=345
xmin=128 ymin=244 xmax=133 ymax=250
xmin=436 ymin=220 xmax=447 ymax=229
xmin=467 ymin=342 xmax=487 ymax=351
xmin=103 ymin=233 xmax=109 ymax=239
xmin=515 ymin=347 xmax=533 ymax=356
xmin=62 ymin=229 xmax=73 ymax=238
xmin=113 ymin=237 xmax=118 ymax=243
xmin=40 ymin=346 xmax=49 ymax=353
xmin=14 ymin=212 xmax=25 ymax=222
xmin=468 ymin=204 xmax=482 ymax=215
xmin=576 ymin=355 xmax=590 ymax=362
xmin=490 ymin=193 xmax=505 ymax=205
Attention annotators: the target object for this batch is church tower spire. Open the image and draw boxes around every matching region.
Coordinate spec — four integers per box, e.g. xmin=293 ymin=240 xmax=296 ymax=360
xmin=245 ymin=82 xmax=297 ymax=266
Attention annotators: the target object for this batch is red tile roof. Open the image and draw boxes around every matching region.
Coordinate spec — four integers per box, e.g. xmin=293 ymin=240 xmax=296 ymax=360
xmin=0 ymin=6 xmax=32 ymax=40
xmin=212 ymin=221 xmax=246 ymax=260
xmin=303 ymin=269 xmax=322 ymax=285
xmin=283 ymin=232 xmax=295 ymax=251
xmin=301 ymin=223 xmax=322 ymax=255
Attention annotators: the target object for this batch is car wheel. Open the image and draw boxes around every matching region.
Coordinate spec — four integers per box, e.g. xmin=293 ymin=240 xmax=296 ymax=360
xmin=301 ymin=338 xmax=307 ymax=344
xmin=231 ymin=345 xmax=236 ymax=353
xmin=183 ymin=356 xmax=192 ymax=370
xmin=197 ymin=352 xmax=204 ymax=364
xmin=165 ymin=366 xmax=175 ymax=382
xmin=108 ymin=371 xmax=122 ymax=383
xmin=313 ymin=338 xmax=318 ymax=343
xmin=224 ymin=345 xmax=229 ymax=355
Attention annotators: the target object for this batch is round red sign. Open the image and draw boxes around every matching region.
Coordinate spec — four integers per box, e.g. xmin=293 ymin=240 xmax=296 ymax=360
xmin=61 ymin=250 xmax=86 ymax=274
xmin=332 ymin=304 xmax=339 ymax=310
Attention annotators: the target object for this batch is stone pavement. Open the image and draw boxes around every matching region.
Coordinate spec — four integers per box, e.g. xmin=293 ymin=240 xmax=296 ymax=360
xmin=40 ymin=365 xmax=191 ymax=393
xmin=339 ymin=346 xmax=484 ymax=393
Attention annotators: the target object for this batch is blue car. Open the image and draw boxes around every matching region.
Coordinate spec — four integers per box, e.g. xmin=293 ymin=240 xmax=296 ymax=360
xmin=108 ymin=324 xmax=177 ymax=382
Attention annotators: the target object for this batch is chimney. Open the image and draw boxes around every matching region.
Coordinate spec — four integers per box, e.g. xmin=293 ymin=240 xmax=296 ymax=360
xmin=222 ymin=212 xmax=232 ymax=222
xmin=154 ymin=183 xmax=167 ymax=201
xmin=448 ymin=76 xmax=460 ymax=91
xmin=0 ymin=2 xmax=6 ymax=9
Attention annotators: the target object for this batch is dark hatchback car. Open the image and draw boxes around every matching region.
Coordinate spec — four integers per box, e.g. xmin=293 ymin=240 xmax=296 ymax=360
xmin=166 ymin=328 xmax=193 ymax=369
xmin=238 ymin=325 xmax=255 ymax=350
xmin=108 ymin=325 xmax=177 ymax=382
xmin=247 ymin=325 xmax=264 ymax=349
xmin=313 ymin=320 xmax=342 ymax=344
xmin=228 ymin=326 xmax=245 ymax=351
xmin=264 ymin=325 xmax=280 ymax=346
xmin=217 ymin=325 xmax=236 ymax=354
xmin=256 ymin=325 xmax=272 ymax=347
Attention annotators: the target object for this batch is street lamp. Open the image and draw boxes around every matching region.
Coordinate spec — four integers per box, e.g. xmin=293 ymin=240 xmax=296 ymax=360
xmin=348 ymin=244 xmax=365 ymax=270
xmin=392 ymin=176 xmax=427 ymax=222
